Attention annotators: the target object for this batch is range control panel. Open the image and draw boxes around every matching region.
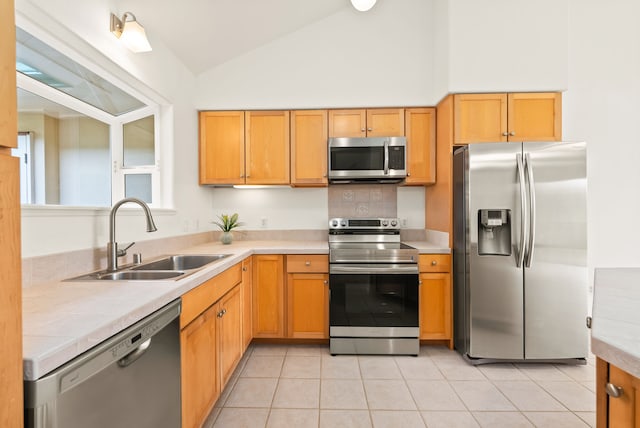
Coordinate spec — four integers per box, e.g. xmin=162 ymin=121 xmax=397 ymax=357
xmin=329 ymin=217 xmax=400 ymax=230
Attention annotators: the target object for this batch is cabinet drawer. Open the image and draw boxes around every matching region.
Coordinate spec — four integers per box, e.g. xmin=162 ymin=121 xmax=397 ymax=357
xmin=419 ymin=254 xmax=451 ymax=273
xmin=286 ymin=255 xmax=328 ymax=273
xmin=181 ymin=263 xmax=242 ymax=328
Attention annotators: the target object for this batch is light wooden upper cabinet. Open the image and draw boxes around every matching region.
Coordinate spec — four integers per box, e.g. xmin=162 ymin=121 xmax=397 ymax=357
xmin=329 ymin=108 xmax=404 ymax=137
xmin=199 ymin=111 xmax=245 ymax=185
xmin=246 ymin=110 xmax=290 ymax=184
xmin=290 ymin=110 xmax=328 ymax=187
xmin=454 ymin=93 xmax=508 ymax=144
xmin=508 ymin=93 xmax=562 ymax=141
xmin=405 ymin=108 xmax=436 ymax=185
xmin=453 ymin=92 xmax=562 ymax=145
xmin=199 ymin=110 xmax=290 ymax=185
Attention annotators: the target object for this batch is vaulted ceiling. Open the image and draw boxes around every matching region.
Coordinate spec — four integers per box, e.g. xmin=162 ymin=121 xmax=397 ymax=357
xmin=112 ymin=0 xmax=351 ymax=74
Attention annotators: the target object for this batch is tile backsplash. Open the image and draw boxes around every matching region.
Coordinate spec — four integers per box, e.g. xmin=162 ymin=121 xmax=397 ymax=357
xmin=328 ymin=184 xmax=397 ymax=218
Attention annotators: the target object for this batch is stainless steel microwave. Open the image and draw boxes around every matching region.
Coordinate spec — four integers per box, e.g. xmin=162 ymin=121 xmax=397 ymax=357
xmin=328 ymin=136 xmax=407 ymax=183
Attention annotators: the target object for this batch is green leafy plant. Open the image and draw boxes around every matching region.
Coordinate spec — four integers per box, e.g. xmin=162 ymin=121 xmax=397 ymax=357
xmin=213 ymin=213 xmax=242 ymax=232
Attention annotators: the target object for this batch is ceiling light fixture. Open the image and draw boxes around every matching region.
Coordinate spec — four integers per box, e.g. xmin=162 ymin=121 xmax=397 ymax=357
xmin=110 ymin=12 xmax=152 ymax=53
xmin=350 ymin=0 xmax=377 ymax=12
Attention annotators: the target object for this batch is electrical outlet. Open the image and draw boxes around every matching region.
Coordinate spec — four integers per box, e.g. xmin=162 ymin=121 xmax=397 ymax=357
xmin=261 ymin=217 xmax=268 ymax=228
xmin=401 ymin=218 xmax=408 ymax=227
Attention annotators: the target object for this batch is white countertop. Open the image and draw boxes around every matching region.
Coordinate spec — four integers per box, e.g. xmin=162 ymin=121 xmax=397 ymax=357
xmin=23 ymin=239 xmax=449 ymax=380
xmin=591 ymin=268 xmax=640 ymax=378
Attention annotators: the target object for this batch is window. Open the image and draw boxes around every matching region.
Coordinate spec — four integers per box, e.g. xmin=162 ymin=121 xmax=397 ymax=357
xmin=15 ymin=27 xmax=164 ymax=207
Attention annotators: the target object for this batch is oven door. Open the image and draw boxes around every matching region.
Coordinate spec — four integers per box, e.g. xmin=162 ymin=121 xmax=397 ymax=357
xmin=329 ymin=264 xmax=419 ymax=337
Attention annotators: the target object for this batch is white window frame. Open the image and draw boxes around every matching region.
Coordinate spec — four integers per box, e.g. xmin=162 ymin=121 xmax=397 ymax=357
xmin=14 ymin=22 xmax=168 ymax=209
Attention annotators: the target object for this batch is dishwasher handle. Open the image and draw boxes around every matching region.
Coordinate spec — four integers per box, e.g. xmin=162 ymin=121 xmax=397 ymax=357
xmin=117 ymin=338 xmax=151 ymax=367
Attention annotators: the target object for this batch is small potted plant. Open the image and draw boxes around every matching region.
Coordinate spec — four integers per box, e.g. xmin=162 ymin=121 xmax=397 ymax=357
xmin=214 ymin=213 xmax=242 ymax=244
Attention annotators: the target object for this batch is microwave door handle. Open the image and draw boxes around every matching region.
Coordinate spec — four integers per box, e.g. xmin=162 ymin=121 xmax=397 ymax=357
xmin=383 ymin=140 xmax=389 ymax=175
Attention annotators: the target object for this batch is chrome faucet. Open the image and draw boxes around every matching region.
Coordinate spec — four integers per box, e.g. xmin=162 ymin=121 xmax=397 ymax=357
xmin=107 ymin=197 xmax=157 ymax=272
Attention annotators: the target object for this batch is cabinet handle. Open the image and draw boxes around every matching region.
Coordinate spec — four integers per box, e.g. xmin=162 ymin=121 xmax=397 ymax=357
xmin=367 ymin=127 xmax=372 ymax=132
xmin=217 ymin=310 xmax=224 ymax=318
xmin=324 ymin=280 xmax=328 ymax=285
xmin=509 ymin=131 xmax=516 ymax=136
xmin=606 ymin=383 xmax=623 ymax=398
xmin=419 ymin=280 xmax=423 ymax=285
xmin=305 ymin=261 xmax=311 ymax=266
xmin=242 ymin=266 xmax=247 ymax=272
xmin=431 ymin=260 xmax=437 ymax=266
xmin=361 ymin=128 xmax=366 ymax=132
xmin=407 ymin=172 xmax=411 ymax=177
xmin=502 ymin=132 xmax=509 ymax=136
xmin=240 ymin=174 xmax=245 ymax=178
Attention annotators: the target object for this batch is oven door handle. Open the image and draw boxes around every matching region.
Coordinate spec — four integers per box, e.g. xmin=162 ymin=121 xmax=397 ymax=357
xmin=329 ymin=264 xmax=419 ymax=275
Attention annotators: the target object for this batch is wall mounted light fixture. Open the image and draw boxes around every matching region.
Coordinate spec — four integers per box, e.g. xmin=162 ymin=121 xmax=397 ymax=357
xmin=350 ymin=0 xmax=377 ymax=12
xmin=110 ymin=12 xmax=152 ymax=53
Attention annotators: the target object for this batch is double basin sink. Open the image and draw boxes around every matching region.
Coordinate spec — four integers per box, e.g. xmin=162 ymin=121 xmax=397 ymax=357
xmin=69 ymin=254 xmax=231 ymax=281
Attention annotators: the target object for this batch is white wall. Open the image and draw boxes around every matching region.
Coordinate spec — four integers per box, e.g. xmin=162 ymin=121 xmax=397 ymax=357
xmin=446 ymin=0 xmax=569 ymax=93
xmin=564 ymin=0 xmax=640 ymax=278
xmin=195 ymin=0 xmax=435 ymax=109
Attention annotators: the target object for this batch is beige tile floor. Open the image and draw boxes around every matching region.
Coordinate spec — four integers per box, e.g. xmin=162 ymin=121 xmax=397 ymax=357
xmin=203 ymin=344 xmax=596 ymax=428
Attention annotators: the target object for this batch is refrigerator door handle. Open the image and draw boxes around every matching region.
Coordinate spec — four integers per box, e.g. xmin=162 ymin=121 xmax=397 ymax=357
xmin=524 ymin=153 xmax=536 ymax=268
xmin=516 ymin=153 xmax=527 ymax=268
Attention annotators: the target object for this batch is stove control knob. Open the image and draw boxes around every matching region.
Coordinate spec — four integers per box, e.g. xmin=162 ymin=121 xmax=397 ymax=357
xmin=382 ymin=220 xmax=389 ymax=226
xmin=340 ymin=220 xmax=347 ymax=227
xmin=391 ymin=219 xmax=398 ymax=227
xmin=331 ymin=220 xmax=339 ymax=227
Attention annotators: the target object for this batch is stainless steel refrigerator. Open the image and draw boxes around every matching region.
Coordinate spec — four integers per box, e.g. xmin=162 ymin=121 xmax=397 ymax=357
xmin=453 ymin=142 xmax=588 ymax=364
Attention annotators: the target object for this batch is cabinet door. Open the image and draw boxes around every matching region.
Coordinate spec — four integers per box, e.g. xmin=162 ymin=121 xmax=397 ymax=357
xmin=241 ymin=258 xmax=253 ymax=351
xmin=218 ymin=285 xmax=242 ymax=390
xmin=181 ymin=306 xmax=218 ymax=428
xmin=199 ymin=111 xmax=245 ymax=185
xmin=366 ymin=108 xmax=405 ymax=137
xmin=252 ymin=255 xmax=285 ymax=338
xmin=287 ymin=273 xmax=329 ymax=339
xmin=0 ymin=1 xmax=21 ymax=423
xmin=608 ymin=364 xmax=640 ymax=428
xmin=0 ymin=0 xmax=16 ymax=150
xmin=328 ymin=109 xmax=366 ymax=137
xmin=419 ymin=273 xmax=452 ymax=340
xmin=508 ymin=92 xmax=562 ymax=141
xmin=245 ymin=111 xmax=290 ymax=184
xmin=405 ymin=108 xmax=436 ymax=185
xmin=291 ymin=110 xmax=328 ymax=187
xmin=454 ymin=94 xmax=508 ymax=145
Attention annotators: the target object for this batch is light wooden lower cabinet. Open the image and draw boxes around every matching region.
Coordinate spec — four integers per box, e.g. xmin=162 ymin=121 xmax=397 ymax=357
xmin=180 ymin=263 xmax=243 ymax=428
xmin=419 ymin=254 xmax=452 ymax=346
xmin=241 ymin=257 xmax=253 ymax=350
xmin=252 ymin=255 xmax=285 ymax=338
xmin=597 ymin=358 xmax=640 ymax=428
xmin=181 ymin=304 xmax=218 ymax=428
xmin=286 ymin=255 xmax=329 ymax=339
xmin=218 ymin=285 xmax=243 ymax=388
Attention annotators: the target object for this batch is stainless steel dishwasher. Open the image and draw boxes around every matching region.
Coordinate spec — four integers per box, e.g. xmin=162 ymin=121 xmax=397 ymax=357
xmin=24 ymin=299 xmax=181 ymax=428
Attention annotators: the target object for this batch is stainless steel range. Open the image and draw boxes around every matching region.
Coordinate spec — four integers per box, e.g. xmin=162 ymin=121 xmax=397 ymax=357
xmin=328 ymin=217 xmax=420 ymax=356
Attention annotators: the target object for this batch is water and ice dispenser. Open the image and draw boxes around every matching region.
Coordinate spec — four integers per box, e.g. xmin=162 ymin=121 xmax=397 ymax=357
xmin=477 ymin=209 xmax=511 ymax=256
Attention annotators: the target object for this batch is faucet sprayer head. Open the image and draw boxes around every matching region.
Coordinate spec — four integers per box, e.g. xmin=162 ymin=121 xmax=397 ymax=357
xmin=146 ymin=216 xmax=158 ymax=233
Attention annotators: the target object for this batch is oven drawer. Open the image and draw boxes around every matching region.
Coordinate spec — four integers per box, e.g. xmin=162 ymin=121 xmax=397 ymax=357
xmin=286 ymin=255 xmax=329 ymax=273
xmin=419 ymin=254 xmax=451 ymax=273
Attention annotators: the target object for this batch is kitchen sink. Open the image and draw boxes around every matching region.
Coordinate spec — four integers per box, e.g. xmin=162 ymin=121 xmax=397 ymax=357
xmin=66 ymin=254 xmax=231 ymax=282
xmin=132 ymin=254 xmax=230 ymax=271
xmin=95 ymin=271 xmax=186 ymax=281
